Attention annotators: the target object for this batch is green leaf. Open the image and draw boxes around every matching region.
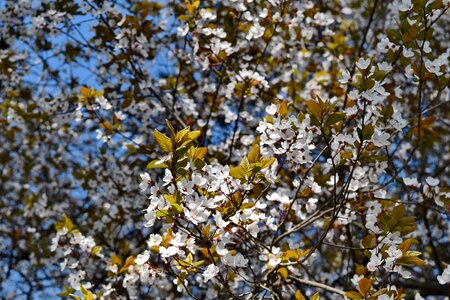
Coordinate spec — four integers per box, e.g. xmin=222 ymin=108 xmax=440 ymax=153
xmin=325 ymin=112 xmax=346 ymax=126
xmin=125 ymin=144 xmax=137 ymax=154
xmin=278 ymin=267 xmax=288 ymax=279
xmin=175 ymin=157 xmax=190 ymax=171
xmin=307 ymin=100 xmax=323 ymax=120
xmin=362 ymin=78 xmax=375 ymax=90
xmin=345 ymin=291 xmax=363 ymax=300
xmin=147 ymin=159 xmax=168 ymax=169
xmin=57 ymin=286 xmax=75 ymax=298
xmin=191 ymin=147 xmax=207 ymax=159
xmin=295 ymin=290 xmax=306 ymax=300
xmin=99 ymin=121 xmax=114 ymax=131
xmin=178 ymin=15 xmax=190 ymax=21
xmin=279 ymin=100 xmax=289 ymax=116
xmin=240 ymin=202 xmax=256 ymax=210
xmin=165 ymin=119 xmax=176 ymax=136
xmin=362 ymin=234 xmax=376 ymax=248
xmin=175 ymin=127 xmax=190 ymax=145
xmin=259 ymin=157 xmax=276 ymax=169
xmin=194 ymin=158 xmax=206 ymax=170
xmin=247 ymin=145 xmax=260 ymax=163
xmin=371 ymin=288 xmax=388 ymax=297
xmin=396 ymin=256 xmax=425 ymax=266
xmin=164 ymin=194 xmax=183 ymax=214
xmin=385 ymin=105 xmax=394 ymax=120
xmin=250 ymin=165 xmax=262 ymax=174
xmin=62 ymin=214 xmax=74 ymax=231
xmin=230 ymin=165 xmax=246 ymax=180
xmin=240 ymin=157 xmax=250 ymax=173
xmin=174 ymin=145 xmax=190 ymax=161
xmin=405 ymin=250 xmax=422 ymax=257
xmin=397 ymin=239 xmax=413 ymax=254
xmin=361 ymin=124 xmax=374 ymax=140
xmin=310 ymin=292 xmax=320 ymax=300
xmin=111 ymin=254 xmax=122 ymax=266
xmin=386 ymin=29 xmax=401 ymax=41
xmin=80 ymin=285 xmax=88 ymax=297
xmin=188 ymin=130 xmax=201 ymax=141
xmin=310 ymin=114 xmax=321 ymax=127
xmin=391 ymin=204 xmax=405 ymax=221
xmin=156 ymin=209 xmax=170 ymax=217
xmin=85 ymin=292 xmax=94 ymax=300
xmin=154 ymin=130 xmax=172 ymax=153
xmin=91 ymin=245 xmax=102 ymax=256
xmin=193 ymin=260 xmax=205 ymax=267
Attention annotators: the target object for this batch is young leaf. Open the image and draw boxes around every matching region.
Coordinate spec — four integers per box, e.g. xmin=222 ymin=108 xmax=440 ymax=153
xmin=154 ymin=130 xmax=172 ymax=153
xmin=278 ymin=267 xmax=288 ymax=279
xmin=191 ymin=147 xmax=207 ymax=159
xmin=310 ymin=292 xmax=320 ymax=300
xmin=307 ymin=100 xmax=323 ymax=120
xmin=175 ymin=127 xmax=190 ymax=145
xmin=357 ymin=277 xmax=372 ymax=296
xmin=325 ymin=112 xmax=346 ymax=126
xmin=279 ymin=100 xmax=289 ymax=116
xmin=188 ymin=130 xmax=201 ymax=141
xmin=165 ymin=119 xmax=176 ymax=137
xmin=295 ymin=290 xmax=306 ymax=300
xmin=91 ymin=246 xmax=102 ymax=256
xmin=147 ymin=159 xmax=168 ymax=169
xmin=247 ymin=144 xmax=260 ymax=163
xmin=230 ymin=165 xmax=246 ymax=180
xmin=345 ymin=291 xmax=363 ymax=300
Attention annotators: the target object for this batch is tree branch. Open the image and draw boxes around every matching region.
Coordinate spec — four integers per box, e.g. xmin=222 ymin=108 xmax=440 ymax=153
xmin=288 ymin=276 xmax=347 ymax=298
